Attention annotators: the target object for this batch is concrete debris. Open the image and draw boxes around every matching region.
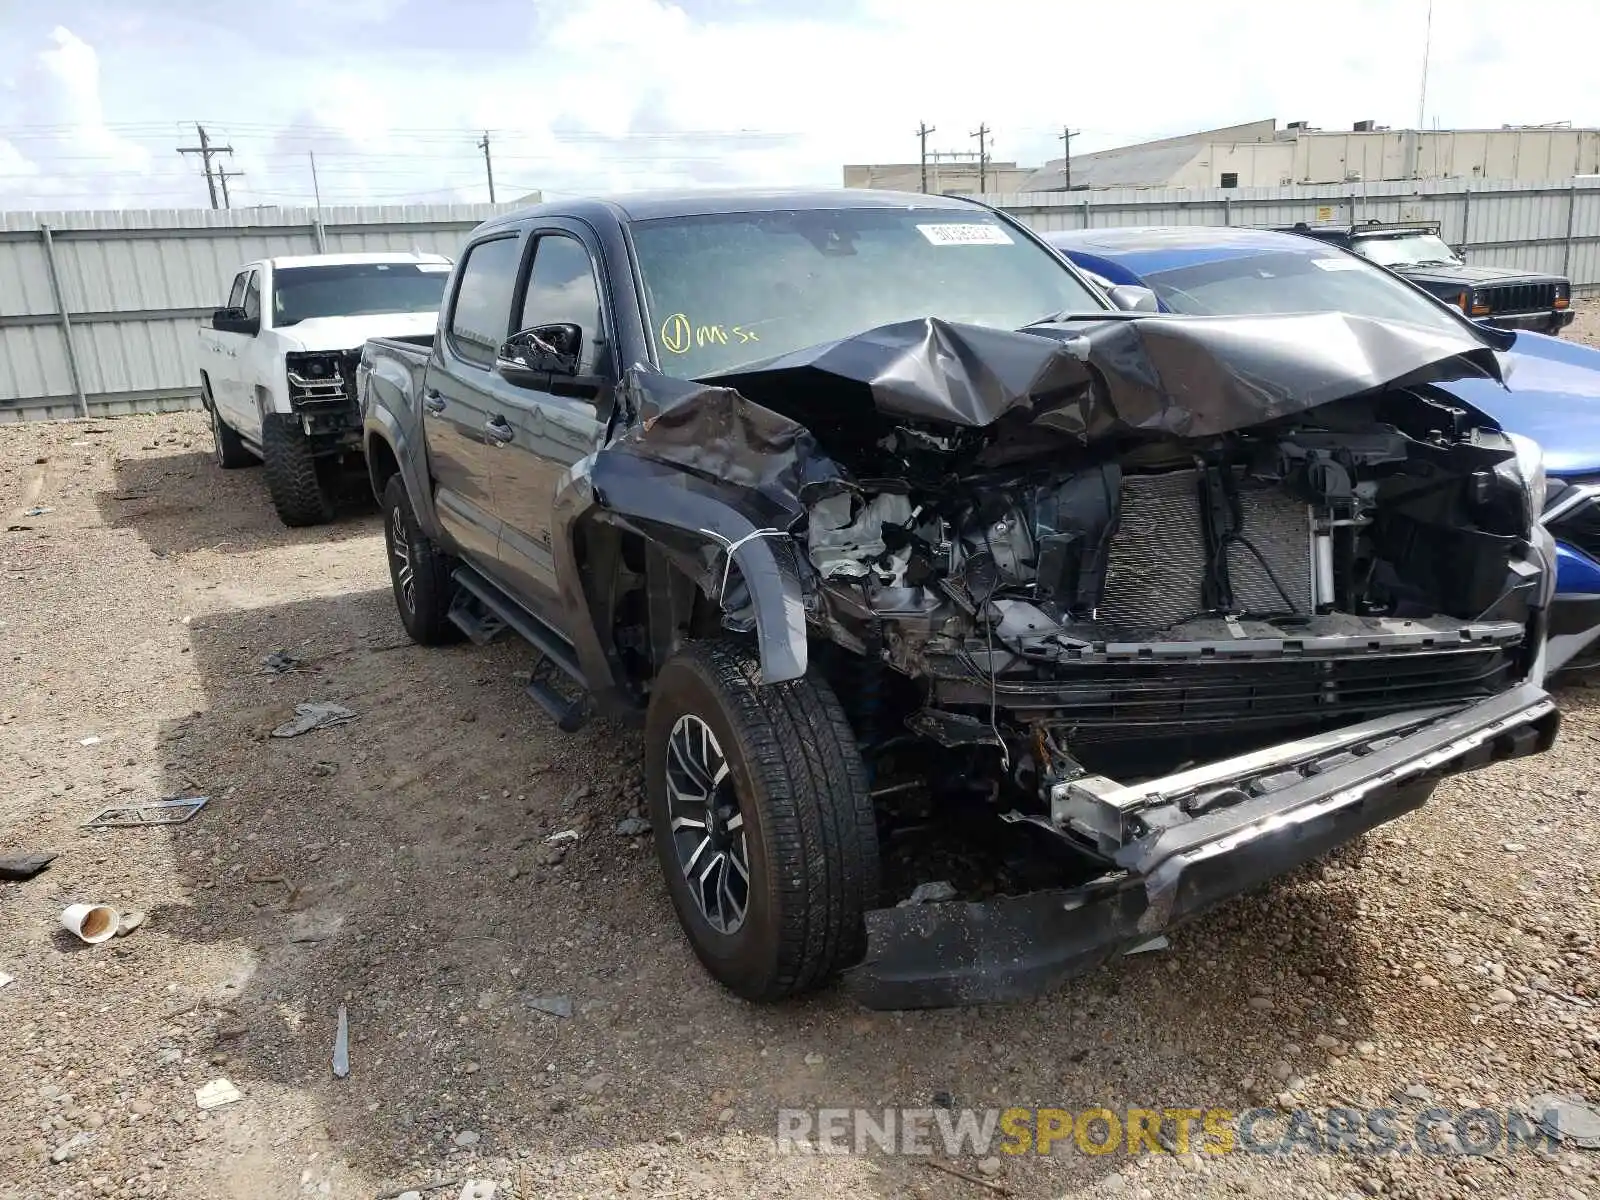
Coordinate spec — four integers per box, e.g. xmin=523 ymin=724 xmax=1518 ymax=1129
xmin=271 ymin=702 xmax=356 ymax=738
xmin=77 ymin=735 xmax=101 ymax=747
xmin=614 ymin=816 xmax=651 ymax=837
xmin=50 ymin=1132 xmax=93 ymax=1164
xmin=114 ymin=909 xmax=147 ymax=937
xmin=458 ymin=1183 xmax=497 ymax=1200
xmin=544 ymin=829 xmax=580 ymax=844
xmin=899 ymin=880 xmax=959 ymax=905
xmin=194 ymin=1078 xmax=243 ymax=1110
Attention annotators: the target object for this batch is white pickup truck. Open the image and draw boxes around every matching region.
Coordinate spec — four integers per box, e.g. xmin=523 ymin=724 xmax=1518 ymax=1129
xmin=198 ymin=251 xmax=452 ymax=526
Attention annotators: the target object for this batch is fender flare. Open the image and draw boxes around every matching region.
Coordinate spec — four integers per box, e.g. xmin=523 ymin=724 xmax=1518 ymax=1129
xmin=364 ymin=408 xmax=445 ymax=542
xmin=552 ymin=454 xmax=809 ymax=705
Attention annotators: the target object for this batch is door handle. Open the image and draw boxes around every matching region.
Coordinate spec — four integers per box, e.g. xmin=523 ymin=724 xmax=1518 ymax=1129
xmin=422 ymin=390 xmax=446 ymax=415
xmin=484 ymin=415 xmax=514 ymax=444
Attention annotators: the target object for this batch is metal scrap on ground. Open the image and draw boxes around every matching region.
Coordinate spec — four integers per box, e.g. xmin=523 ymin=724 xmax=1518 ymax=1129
xmin=271 ymin=702 xmax=356 ymax=738
xmin=332 ymin=1004 xmax=350 ymax=1078
xmin=523 ymin=995 xmax=573 ymax=1019
xmin=260 ymin=650 xmax=302 ymax=674
xmin=84 ymin=796 xmax=208 ymax=828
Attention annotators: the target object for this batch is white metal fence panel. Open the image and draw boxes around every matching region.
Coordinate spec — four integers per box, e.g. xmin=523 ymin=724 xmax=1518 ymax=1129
xmin=3 ymin=182 xmax=1598 ymax=422
xmin=0 ymin=201 xmax=519 ymax=423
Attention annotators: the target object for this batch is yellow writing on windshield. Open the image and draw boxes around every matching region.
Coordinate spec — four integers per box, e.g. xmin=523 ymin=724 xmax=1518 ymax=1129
xmin=660 ymin=312 xmax=759 ymax=354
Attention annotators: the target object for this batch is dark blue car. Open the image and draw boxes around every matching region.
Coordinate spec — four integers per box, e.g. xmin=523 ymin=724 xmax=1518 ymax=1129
xmin=1045 ymin=226 xmax=1600 ymax=676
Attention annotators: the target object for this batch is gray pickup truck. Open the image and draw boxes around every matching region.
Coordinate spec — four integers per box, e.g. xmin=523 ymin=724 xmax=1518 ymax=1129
xmin=359 ymin=188 xmax=1560 ymax=1009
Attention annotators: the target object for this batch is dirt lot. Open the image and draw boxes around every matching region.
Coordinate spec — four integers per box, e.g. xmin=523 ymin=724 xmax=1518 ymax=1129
xmin=2 ymin=316 xmax=1599 ymax=1199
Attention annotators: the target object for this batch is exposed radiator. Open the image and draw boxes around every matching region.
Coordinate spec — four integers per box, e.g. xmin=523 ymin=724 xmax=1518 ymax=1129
xmin=1099 ymin=469 xmax=1314 ymax=634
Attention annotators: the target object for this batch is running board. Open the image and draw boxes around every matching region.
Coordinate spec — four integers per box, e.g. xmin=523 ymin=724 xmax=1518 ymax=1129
xmin=450 ymin=565 xmax=592 ymax=732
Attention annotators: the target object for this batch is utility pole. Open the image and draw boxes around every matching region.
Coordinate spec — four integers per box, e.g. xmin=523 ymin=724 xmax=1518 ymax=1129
xmin=177 ymin=123 xmax=234 ymax=210
xmin=216 ymin=164 xmax=243 ymax=210
xmin=1417 ymin=0 xmax=1433 ymax=130
xmin=917 ymin=122 xmax=936 ymax=192
xmin=1060 ymin=126 xmax=1080 ymax=191
xmin=478 ymin=132 xmax=496 ymax=204
xmin=971 ymin=124 xmax=990 ymax=192
xmin=309 ymin=151 xmax=323 ymax=213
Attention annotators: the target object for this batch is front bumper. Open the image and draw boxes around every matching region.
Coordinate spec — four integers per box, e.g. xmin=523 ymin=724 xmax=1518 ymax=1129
xmin=844 ymin=682 xmax=1559 ymax=1009
xmin=1485 ymin=308 xmax=1575 ymax=334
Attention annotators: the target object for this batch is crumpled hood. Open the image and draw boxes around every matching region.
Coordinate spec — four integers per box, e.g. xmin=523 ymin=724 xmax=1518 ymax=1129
xmin=274 ymin=311 xmax=438 ymax=353
xmin=601 ymin=312 xmax=1508 ymax=523
xmin=699 ymin=311 xmax=1504 ymax=443
xmin=1435 ymin=330 xmax=1600 ymax=477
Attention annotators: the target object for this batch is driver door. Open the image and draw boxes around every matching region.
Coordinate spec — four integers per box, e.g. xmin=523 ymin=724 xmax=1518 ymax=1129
xmin=489 ymin=227 xmax=611 ymax=621
xmin=207 ymin=269 xmax=250 ymax=420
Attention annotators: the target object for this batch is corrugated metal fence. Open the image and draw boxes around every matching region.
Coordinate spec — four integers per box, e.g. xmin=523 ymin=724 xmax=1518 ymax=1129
xmin=3 ymin=178 xmax=1599 ymax=422
xmin=0 ymin=202 xmax=519 ymax=423
xmin=989 ymin=176 xmax=1600 ymax=286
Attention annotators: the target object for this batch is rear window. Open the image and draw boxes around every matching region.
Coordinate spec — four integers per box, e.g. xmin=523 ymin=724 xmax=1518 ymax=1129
xmin=273 ymin=261 xmax=450 ymax=327
xmin=1138 ymin=243 xmax=1473 ymax=336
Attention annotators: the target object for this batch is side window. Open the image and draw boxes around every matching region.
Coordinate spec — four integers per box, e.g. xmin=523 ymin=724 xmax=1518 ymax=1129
xmin=448 ymin=235 xmax=523 ymax=368
xmin=519 ymin=235 xmax=604 ymax=372
xmin=242 ymin=271 xmax=261 ymax=321
xmin=226 ymin=271 xmax=248 ymax=310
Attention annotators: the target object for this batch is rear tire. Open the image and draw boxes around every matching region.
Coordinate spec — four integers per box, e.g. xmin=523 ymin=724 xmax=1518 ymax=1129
xmin=205 ymin=379 xmax=255 ymax=469
xmin=262 ymin=414 xmax=338 ymax=527
xmin=383 ymin=473 xmax=461 ymax=645
xmin=645 ymin=640 xmax=879 ymax=1001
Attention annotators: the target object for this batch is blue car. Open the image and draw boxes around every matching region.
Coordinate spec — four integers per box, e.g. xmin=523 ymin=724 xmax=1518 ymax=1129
xmin=1044 ymin=225 xmax=1600 ymax=677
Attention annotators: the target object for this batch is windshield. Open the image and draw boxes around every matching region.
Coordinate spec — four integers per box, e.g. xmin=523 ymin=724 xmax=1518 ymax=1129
xmin=1352 ymin=232 xmax=1461 ymax=269
xmin=629 ymin=208 xmax=1102 ymax=377
xmin=1135 ymin=243 xmax=1475 ymax=337
xmin=272 ymin=262 xmax=450 ymax=327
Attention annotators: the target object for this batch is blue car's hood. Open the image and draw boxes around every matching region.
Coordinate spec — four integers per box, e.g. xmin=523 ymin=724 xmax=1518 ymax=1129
xmin=1428 ymin=331 xmax=1600 ymax=477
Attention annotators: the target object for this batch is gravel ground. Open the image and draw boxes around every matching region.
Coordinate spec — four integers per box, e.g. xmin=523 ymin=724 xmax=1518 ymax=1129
xmin=2 ymin=314 xmax=1599 ymax=1200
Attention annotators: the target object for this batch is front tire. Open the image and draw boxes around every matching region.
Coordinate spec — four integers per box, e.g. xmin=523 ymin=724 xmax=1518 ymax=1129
xmin=261 ymin=414 xmax=338 ymax=527
xmin=205 ymin=379 xmax=255 ymax=469
xmin=645 ymin=640 xmax=879 ymax=1001
xmin=383 ymin=474 xmax=460 ymax=645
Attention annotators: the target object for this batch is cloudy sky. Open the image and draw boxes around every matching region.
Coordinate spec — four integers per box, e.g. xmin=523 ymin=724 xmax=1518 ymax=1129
xmin=2 ymin=0 xmax=1597 ymax=211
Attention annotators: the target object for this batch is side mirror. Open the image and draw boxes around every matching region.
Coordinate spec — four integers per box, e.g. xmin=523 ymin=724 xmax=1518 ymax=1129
xmin=495 ymin=323 xmax=582 ymax=389
xmin=211 ymin=307 xmax=259 ymax=336
xmin=1105 ymin=284 xmax=1159 ymax=313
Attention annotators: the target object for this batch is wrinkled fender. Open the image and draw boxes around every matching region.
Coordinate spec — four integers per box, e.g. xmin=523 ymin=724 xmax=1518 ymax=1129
xmin=360 ymin=347 xmax=445 ymax=542
xmin=551 ymin=453 xmax=809 ymax=701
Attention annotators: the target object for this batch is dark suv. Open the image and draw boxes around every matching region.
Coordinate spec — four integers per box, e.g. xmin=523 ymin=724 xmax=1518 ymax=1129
xmin=1283 ymin=221 xmax=1573 ymax=335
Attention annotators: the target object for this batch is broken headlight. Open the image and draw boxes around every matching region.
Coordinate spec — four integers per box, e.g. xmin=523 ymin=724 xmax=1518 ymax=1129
xmin=1496 ymin=433 xmax=1548 ymax=534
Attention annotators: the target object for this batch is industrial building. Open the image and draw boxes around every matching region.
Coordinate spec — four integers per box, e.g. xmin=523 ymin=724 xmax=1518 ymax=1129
xmin=845 ymin=119 xmax=1600 ymax=195
xmin=841 ymin=156 xmax=1032 ymax=195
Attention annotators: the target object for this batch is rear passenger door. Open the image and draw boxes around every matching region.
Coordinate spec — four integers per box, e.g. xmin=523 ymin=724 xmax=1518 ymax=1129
xmin=427 ymin=232 xmax=523 ymax=568
xmin=490 ymin=228 xmax=611 ymax=619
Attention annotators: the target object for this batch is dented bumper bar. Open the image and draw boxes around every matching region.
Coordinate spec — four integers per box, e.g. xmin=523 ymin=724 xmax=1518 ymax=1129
xmin=844 ymin=682 xmax=1559 ymax=1010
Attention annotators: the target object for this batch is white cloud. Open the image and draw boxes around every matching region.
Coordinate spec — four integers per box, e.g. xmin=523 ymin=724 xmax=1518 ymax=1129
xmin=2 ymin=2 xmax=1599 ymax=210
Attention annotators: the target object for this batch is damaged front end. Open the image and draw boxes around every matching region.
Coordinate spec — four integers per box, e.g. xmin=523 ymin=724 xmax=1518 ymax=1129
xmin=596 ymin=311 xmax=1560 ymax=1008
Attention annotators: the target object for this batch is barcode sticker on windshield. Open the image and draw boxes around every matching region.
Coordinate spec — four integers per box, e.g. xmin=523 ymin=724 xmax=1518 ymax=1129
xmin=917 ymin=223 xmax=1014 ymax=246
xmin=1311 ymin=257 xmax=1364 ymax=271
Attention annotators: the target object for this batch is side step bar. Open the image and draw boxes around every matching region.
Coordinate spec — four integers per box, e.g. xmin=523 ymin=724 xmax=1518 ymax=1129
xmin=449 ymin=565 xmax=592 ymax=733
